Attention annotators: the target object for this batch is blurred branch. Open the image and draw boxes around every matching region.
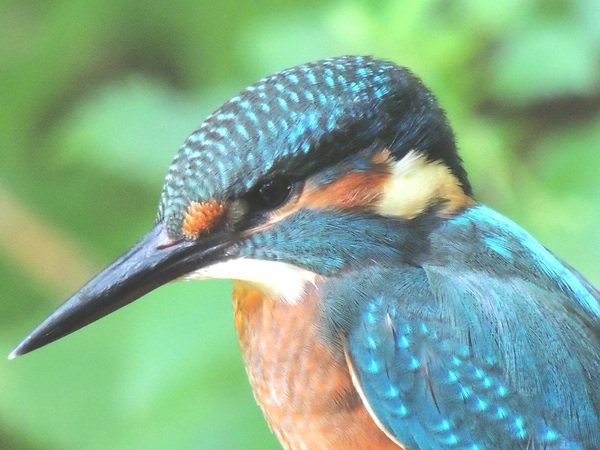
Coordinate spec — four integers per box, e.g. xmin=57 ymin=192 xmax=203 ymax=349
xmin=0 ymin=184 xmax=97 ymax=300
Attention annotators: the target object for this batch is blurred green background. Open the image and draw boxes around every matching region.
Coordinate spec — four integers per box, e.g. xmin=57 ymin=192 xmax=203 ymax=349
xmin=1 ymin=0 xmax=599 ymax=449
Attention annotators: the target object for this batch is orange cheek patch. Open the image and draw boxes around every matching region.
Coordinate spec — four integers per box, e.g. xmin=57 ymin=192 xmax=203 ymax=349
xmin=182 ymin=200 xmax=226 ymax=239
xmin=301 ymin=171 xmax=390 ymax=210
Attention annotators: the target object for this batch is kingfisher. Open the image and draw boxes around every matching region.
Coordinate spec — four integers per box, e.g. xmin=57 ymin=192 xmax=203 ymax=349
xmin=10 ymin=56 xmax=600 ymax=449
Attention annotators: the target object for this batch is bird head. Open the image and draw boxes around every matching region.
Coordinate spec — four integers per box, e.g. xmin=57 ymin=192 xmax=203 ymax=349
xmin=10 ymin=55 xmax=473 ymax=358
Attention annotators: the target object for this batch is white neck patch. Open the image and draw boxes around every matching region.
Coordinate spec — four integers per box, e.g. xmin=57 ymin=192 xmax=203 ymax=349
xmin=184 ymin=258 xmax=318 ymax=304
xmin=377 ymin=150 xmax=468 ymax=219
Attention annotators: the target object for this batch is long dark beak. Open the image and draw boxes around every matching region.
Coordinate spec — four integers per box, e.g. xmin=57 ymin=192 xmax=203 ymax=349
xmin=9 ymin=223 xmax=231 ymax=359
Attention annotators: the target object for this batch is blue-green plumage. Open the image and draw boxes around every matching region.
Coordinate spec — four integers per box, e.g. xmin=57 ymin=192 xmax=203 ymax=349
xmin=328 ymin=205 xmax=600 ymax=448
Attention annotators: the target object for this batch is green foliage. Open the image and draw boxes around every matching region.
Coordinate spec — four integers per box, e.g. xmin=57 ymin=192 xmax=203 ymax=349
xmin=2 ymin=0 xmax=599 ymax=449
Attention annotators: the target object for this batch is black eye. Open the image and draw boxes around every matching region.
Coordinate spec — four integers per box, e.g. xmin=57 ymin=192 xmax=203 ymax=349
xmin=250 ymin=178 xmax=294 ymax=209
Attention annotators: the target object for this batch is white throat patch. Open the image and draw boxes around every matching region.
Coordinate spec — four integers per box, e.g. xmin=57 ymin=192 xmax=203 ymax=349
xmin=184 ymin=258 xmax=318 ymax=304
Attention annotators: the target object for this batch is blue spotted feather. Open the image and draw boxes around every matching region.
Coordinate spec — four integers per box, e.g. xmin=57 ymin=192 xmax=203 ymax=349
xmin=158 ymin=55 xmax=468 ymax=237
xmin=331 ymin=205 xmax=600 ymax=449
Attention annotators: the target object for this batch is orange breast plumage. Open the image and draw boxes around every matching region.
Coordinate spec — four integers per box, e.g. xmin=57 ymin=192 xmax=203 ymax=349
xmin=233 ymin=281 xmax=401 ymax=450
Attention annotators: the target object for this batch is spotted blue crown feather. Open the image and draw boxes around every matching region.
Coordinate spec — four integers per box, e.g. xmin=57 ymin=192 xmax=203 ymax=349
xmin=158 ymin=55 xmax=468 ymax=237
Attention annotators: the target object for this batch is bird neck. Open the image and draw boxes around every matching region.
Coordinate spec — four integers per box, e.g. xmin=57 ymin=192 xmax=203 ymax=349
xmin=232 ymin=281 xmax=400 ymax=449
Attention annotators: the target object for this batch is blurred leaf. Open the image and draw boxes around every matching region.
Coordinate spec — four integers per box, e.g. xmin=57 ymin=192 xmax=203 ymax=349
xmin=55 ymin=77 xmax=210 ymax=185
xmin=520 ymin=114 xmax=600 ymax=280
xmin=2 ymin=281 xmax=278 ymax=450
xmin=491 ymin=23 xmax=600 ymax=103
xmin=532 ymin=114 xmax=600 ymax=195
xmin=577 ymin=0 xmax=600 ymax=46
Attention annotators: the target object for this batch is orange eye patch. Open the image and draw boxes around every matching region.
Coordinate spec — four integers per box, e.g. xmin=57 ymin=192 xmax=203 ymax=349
xmin=300 ymin=171 xmax=390 ymax=210
xmin=182 ymin=200 xmax=226 ymax=239
xmin=300 ymin=149 xmax=392 ymax=210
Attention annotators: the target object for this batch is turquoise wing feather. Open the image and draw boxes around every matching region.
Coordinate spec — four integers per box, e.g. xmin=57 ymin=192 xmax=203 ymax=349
xmin=339 ymin=205 xmax=600 ymax=449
